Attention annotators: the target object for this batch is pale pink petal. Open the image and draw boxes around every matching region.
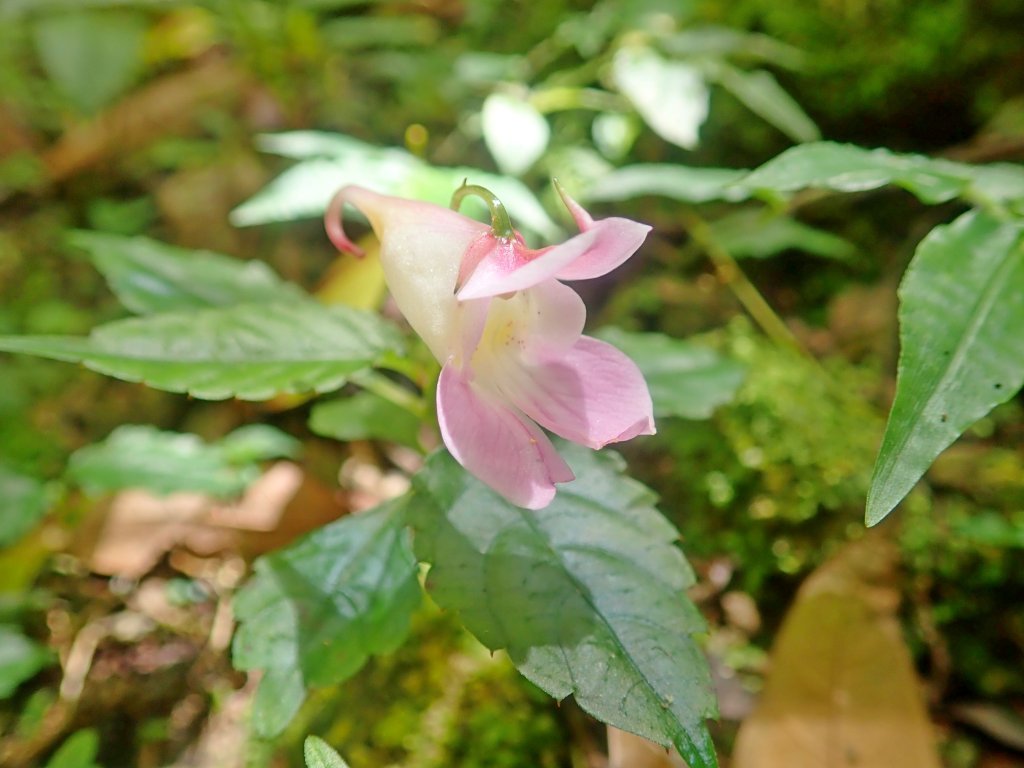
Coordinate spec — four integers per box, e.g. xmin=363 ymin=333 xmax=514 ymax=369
xmin=487 ymin=335 xmax=656 ymax=450
xmin=437 ymin=363 xmax=574 ymax=509
xmin=456 ymin=227 xmax=603 ymax=300
xmin=553 ymin=216 xmax=651 ymax=281
xmin=456 ymin=218 xmax=651 ymax=300
xmin=551 ymin=183 xmax=651 ymax=281
xmin=476 ymin=280 xmax=586 ymax=362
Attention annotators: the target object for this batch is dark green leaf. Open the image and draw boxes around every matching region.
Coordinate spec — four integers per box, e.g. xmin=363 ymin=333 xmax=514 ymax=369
xmin=0 ymin=465 xmax=50 ymax=547
xmin=0 ymin=300 xmax=402 ymax=401
xmin=303 ymin=736 xmax=351 ymax=768
xmin=662 ymin=27 xmax=805 ymax=69
xmin=410 ymin=446 xmax=718 ymax=768
xmin=32 ymin=10 xmax=145 ymax=113
xmin=69 ymin=231 xmax=306 ymax=315
xmin=0 ymin=625 xmax=53 ymax=699
xmin=705 ymin=63 xmax=820 ymax=143
xmin=867 ymin=211 xmax=1024 ymax=525
xmin=708 ymin=209 xmax=856 ymax=261
xmin=67 ymin=424 xmax=298 ymax=498
xmin=585 ymin=164 xmax=750 ymax=204
xmin=310 ymin=392 xmax=421 ymax=447
xmin=598 ymin=328 xmax=746 ymax=419
xmin=232 ymin=498 xmax=420 ymax=737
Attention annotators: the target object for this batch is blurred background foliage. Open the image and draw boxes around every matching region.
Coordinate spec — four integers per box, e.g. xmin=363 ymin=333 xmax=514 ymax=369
xmin=1 ymin=0 xmax=1023 ymax=766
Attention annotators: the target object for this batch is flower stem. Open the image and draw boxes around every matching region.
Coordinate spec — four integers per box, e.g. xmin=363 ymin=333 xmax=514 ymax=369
xmin=682 ymin=210 xmax=809 ymax=358
xmin=450 ymin=182 xmax=515 ymax=239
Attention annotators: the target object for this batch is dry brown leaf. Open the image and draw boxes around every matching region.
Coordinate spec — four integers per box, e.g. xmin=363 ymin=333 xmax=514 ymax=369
xmin=89 ymin=462 xmax=340 ymax=578
xmin=732 ymin=536 xmax=941 ymax=768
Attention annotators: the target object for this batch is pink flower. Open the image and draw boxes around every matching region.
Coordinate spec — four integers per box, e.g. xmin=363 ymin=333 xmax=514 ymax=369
xmin=325 ymin=182 xmax=655 ymax=509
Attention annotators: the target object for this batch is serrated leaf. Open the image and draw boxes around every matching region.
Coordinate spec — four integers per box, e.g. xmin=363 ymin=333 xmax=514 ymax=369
xmin=310 ymin=392 xmax=421 ymax=447
xmin=67 ymin=424 xmax=299 ymax=497
xmin=304 ymin=736 xmax=351 ymax=768
xmin=708 ymin=209 xmax=856 ymax=261
xmin=69 ymin=231 xmax=306 ymax=315
xmin=596 ymin=328 xmax=746 ymax=419
xmin=232 ymin=498 xmax=420 ymax=737
xmin=866 ymin=211 xmax=1024 ymax=525
xmin=33 ymin=10 xmax=146 ymax=114
xmin=0 ymin=465 xmax=49 ymax=547
xmin=0 ymin=300 xmax=402 ymax=401
xmin=231 ymin=132 xmax=560 ymax=239
xmin=613 ymin=46 xmax=710 ymax=150
xmin=481 ymin=92 xmax=550 ymax=175
xmin=585 ymin=164 xmax=750 ymax=204
xmin=410 ymin=446 xmax=718 ymax=768
xmin=0 ymin=625 xmax=53 ymax=699
xmin=707 ymin=63 xmax=819 ymax=143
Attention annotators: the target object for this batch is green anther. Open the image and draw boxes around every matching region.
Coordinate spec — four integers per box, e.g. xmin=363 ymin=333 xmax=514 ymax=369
xmin=450 ymin=181 xmax=515 ymax=239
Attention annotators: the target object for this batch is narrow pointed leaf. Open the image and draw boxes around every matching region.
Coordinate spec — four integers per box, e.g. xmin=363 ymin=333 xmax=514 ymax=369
xmin=0 ymin=300 xmax=402 ymax=401
xmin=735 ymin=142 xmax=1024 ymax=205
xmin=585 ymin=165 xmax=750 ymax=204
xmin=596 ymin=328 xmax=746 ymax=419
xmin=410 ymin=446 xmax=718 ymax=768
xmin=69 ymin=231 xmax=306 ymax=315
xmin=707 ymin=63 xmax=820 ymax=143
xmin=866 ymin=211 xmax=1024 ymax=525
xmin=233 ymin=498 xmax=420 ymax=737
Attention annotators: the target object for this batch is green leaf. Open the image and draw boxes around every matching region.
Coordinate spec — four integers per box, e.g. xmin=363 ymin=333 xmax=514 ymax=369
xmin=597 ymin=328 xmax=746 ymax=419
xmin=662 ymin=26 xmax=805 ymax=69
xmin=706 ymin=63 xmax=820 ymax=143
xmin=737 ymin=142 xmax=964 ymax=202
xmin=232 ymin=498 xmax=420 ymax=737
xmin=43 ymin=729 xmax=101 ymax=768
xmin=866 ymin=211 xmax=1024 ymax=525
xmin=481 ymin=92 xmax=550 ymax=175
xmin=310 ymin=392 xmax=421 ymax=448
xmin=218 ymin=424 xmax=302 ymax=465
xmin=32 ymin=10 xmax=146 ymax=114
xmin=67 ymin=425 xmax=298 ymax=498
xmin=69 ymin=231 xmax=307 ymax=315
xmin=0 ymin=465 xmax=50 ymax=547
xmin=0 ymin=625 xmax=53 ymax=699
xmin=612 ymin=46 xmax=710 ymax=150
xmin=231 ymin=132 xmax=560 ymax=239
xmin=410 ymin=446 xmax=718 ymax=768
xmin=708 ymin=209 xmax=856 ymax=261
xmin=303 ymin=736 xmax=351 ymax=768
xmin=585 ymin=164 xmax=750 ymax=204
xmin=0 ymin=300 xmax=402 ymax=401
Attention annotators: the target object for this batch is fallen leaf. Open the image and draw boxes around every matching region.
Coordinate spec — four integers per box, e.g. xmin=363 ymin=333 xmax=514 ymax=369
xmin=732 ymin=535 xmax=941 ymax=768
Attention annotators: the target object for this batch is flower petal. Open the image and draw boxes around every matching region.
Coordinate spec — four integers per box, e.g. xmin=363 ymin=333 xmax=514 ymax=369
xmin=488 ymin=335 xmax=656 ymax=449
xmin=552 ymin=182 xmax=652 ymax=281
xmin=476 ymin=280 xmax=586 ymax=362
xmin=325 ymin=186 xmax=489 ymax=360
xmin=437 ymin=362 xmax=574 ymax=509
xmin=455 ymin=218 xmax=651 ymax=301
xmin=456 ymin=227 xmax=603 ymax=300
xmin=553 ymin=216 xmax=651 ymax=281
